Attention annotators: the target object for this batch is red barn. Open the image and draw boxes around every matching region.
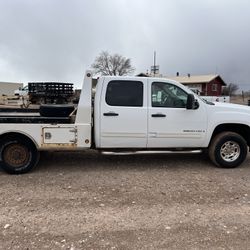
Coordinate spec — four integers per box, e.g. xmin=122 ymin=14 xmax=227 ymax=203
xmin=169 ymin=74 xmax=226 ymax=96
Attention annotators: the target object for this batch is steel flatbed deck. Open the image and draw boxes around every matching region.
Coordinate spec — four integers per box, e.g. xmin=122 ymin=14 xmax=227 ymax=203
xmin=0 ymin=108 xmax=72 ymax=123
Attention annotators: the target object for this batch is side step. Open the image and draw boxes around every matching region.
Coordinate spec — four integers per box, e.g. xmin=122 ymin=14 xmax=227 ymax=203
xmin=101 ymin=150 xmax=202 ymax=156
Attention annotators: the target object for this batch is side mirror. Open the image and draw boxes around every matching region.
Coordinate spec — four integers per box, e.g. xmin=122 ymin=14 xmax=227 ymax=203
xmin=186 ymin=93 xmax=198 ymax=109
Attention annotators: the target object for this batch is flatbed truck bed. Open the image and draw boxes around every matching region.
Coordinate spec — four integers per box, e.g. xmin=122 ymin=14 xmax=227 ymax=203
xmin=0 ymin=107 xmax=72 ymax=124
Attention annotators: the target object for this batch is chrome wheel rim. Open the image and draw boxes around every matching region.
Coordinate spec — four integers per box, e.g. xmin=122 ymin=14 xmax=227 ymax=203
xmin=220 ymin=141 xmax=240 ymax=162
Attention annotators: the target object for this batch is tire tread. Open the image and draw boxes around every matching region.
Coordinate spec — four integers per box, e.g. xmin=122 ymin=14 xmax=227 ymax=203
xmin=208 ymin=132 xmax=247 ymax=168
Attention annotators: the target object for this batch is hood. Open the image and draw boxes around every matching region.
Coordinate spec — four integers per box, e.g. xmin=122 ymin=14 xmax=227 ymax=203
xmin=214 ymin=102 xmax=250 ymax=111
xmin=209 ymin=102 xmax=250 ymax=116
xmin=205 ymin=101 xmax=250 ymax=126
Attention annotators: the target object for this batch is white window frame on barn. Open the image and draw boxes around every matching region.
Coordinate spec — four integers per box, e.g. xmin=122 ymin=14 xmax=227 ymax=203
xmin=212 ymin=83 xmax=217 ymax=91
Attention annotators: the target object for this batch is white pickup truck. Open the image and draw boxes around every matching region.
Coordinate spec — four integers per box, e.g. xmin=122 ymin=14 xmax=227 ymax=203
xmin=0 ymin=71 xmax=250 ymax=174
xmin=14 ymin=85 xmax=29 ymax=96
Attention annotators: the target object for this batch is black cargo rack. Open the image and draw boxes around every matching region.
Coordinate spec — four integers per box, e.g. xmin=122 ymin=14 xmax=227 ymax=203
xmin=28 ymin=82 xmax=74 ymax=98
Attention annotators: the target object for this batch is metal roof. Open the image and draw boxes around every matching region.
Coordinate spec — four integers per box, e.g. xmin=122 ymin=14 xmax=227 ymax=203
xmin=168 ymin=74 xmax=225 ymax=85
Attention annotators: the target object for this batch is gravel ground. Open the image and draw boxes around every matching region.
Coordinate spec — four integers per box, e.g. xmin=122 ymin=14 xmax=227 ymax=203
xmin=0 ymin=151 xmax=250 ymax=250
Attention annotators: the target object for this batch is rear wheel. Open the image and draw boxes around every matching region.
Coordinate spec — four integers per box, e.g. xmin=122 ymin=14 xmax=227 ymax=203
xmin=0 ymin=136 xmax=39 ymax=174
xmin=208 ymin=132 xmax=248 ymax=168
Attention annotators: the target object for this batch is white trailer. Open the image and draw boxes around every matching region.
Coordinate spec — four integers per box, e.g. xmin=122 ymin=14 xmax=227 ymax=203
xmin=189 ymin=87 xmax=230 ymax=103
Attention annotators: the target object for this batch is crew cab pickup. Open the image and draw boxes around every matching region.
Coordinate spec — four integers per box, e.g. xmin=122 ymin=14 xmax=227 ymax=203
xmin=0 ymin=71 xmax=250 ymax=174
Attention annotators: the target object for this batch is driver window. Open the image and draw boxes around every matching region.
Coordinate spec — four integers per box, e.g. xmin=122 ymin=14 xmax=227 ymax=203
xmin=152 ymin=82 xmax=188 ymax=108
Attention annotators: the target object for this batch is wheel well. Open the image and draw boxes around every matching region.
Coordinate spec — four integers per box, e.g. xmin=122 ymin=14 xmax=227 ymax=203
xmin=211 ymin=124 xmax=250 ymax=147
xmin=0 ymin=132 xmax=38 ymax=149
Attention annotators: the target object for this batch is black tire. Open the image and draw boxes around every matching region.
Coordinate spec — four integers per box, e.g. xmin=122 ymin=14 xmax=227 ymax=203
xmin=0 ymin=136 xmax=39 ymax=174
xmin=208 ymin=132 xmax=248 ymax=168
xmin=39 ymin=104 xmax=74 ymax=117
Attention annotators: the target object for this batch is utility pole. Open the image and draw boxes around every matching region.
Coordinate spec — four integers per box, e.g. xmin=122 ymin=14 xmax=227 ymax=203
xmin=153 ymin=51 xmax=156 ymax=76
xmin=151 ymin=51 xmax=159 ymax=76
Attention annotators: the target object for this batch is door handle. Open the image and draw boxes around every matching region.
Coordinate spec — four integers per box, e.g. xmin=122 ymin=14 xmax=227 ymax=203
xmin=151 ymin=113 xmax=166 ymax=117
xmin=103 ymin=112 xmax=119 ymax=116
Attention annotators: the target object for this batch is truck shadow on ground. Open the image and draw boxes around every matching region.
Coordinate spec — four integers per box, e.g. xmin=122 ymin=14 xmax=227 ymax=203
xmin=0 ymin=151 xmax=249 ymax=174
xmin=34 ymin=150 xmax=250 ymax=173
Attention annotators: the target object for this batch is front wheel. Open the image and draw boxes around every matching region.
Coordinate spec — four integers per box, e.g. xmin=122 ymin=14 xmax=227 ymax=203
xmin=0 ymin=136 xmax=39 ymax=174
xmin=208 ymin=132 xmax=248 ymax=168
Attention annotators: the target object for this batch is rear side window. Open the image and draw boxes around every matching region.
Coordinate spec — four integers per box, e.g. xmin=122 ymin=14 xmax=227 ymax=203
xmin=106 ymin=80 xmax=143 ymax=107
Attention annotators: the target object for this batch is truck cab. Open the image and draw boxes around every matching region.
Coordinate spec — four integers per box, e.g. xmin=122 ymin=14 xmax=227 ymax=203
xmin=94 ymin=76 xmax=207 ymax=149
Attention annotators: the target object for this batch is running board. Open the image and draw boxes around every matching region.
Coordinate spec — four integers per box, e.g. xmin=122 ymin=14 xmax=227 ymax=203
xmin=101 ymin=150 xmax=202 ymax=156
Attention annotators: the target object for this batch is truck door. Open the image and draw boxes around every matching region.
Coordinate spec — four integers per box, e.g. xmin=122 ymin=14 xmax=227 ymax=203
xmin=147 ymin=79 xmax=207 ymax=148
xmin=100 ymin=79 xmax=147 ymax=148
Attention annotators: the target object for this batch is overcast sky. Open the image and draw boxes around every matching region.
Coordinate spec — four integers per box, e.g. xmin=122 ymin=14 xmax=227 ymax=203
xmin=0 ymin=0 xmax=250 ymax=89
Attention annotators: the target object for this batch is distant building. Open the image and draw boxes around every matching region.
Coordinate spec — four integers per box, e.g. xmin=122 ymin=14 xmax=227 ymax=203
xmin=136 ymin=72 xmax=226 ymax=96
xmin=0 ymin=82 xmax=23 ymax=96
xmin=168 ymin=74 xmax=226 ymax=96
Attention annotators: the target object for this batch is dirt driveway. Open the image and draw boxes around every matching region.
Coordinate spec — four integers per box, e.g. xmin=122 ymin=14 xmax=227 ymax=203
xmin=0 ymin=151 xmax=250 ymax=250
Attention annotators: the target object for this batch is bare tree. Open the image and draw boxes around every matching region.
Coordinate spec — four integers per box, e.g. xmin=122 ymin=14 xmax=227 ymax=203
xmin=91 ymin=51 xmax=135 ymax=76
xmin=222 ymin=83 xmax=239 ymax=96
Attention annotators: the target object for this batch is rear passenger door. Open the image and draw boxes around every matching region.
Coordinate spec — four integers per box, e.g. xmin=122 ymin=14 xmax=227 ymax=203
xmin=100 ymin=79 xmax=147 ymax=148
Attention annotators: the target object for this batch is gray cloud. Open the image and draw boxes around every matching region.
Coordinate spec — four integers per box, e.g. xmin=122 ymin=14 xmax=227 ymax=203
xmin=0 ymin=0 xmax=250 ymax=89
